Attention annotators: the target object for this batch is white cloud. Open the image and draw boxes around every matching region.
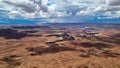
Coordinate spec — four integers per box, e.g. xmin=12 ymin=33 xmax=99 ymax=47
xmin=0 ymin=0 xmax=120 ymax=20
xmin=1 ymin=0 xmax=49 ymax=18
xmin=93 ymin=0 xmax=120 ymax=19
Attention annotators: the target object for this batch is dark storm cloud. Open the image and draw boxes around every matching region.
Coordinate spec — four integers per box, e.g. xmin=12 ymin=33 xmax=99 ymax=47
xmin=3 ymin=0 xmax=36 ymax=13
xmin=107 ymin=0 xmax=120 ymax=6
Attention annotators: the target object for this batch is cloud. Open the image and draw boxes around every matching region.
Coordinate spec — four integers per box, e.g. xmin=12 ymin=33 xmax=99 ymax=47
xmin=94 ymin=5 xmax=120 ymax=12
xmin=3 ymin=0 xmax=36 ymax=13
xmin=1 ymin=0 xmax=49 ymax=18
xmin=107 ymin=0 xmax=120 ymax=6
xmin=0 ymin=0 xmax=120 ymax=23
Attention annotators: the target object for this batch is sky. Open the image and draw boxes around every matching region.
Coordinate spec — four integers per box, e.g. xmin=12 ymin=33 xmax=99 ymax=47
xmin=0 ymin=0 xmax=120 ymax=24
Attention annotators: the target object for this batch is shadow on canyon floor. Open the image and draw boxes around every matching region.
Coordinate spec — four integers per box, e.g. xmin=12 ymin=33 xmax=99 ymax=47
xmin=0 ymin=55 xmax=21 ymax=68
xmin=0 ymin=28 xmax=41 ymax=39
xmin=71 ymin=42 xmax=113 ymax=50
xmin=26 ymin=44 xmax=76 ymax=56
